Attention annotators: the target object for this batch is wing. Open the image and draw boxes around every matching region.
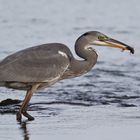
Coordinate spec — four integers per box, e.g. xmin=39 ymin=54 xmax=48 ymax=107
xmin=0 ymin=43 xmax=71 ymax=82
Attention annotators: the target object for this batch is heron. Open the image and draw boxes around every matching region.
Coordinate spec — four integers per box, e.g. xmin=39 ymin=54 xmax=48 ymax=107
xmin=0 ymin=31 xmax=134 ymax=121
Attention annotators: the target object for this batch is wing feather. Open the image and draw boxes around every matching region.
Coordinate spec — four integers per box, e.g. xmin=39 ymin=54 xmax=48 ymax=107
xmin=0 ymin=44 xmax=70 ymax=82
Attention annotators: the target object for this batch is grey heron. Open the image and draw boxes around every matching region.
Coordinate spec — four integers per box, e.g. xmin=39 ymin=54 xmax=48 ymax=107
xmin=0 ymin=31 xmax=134 ymax=121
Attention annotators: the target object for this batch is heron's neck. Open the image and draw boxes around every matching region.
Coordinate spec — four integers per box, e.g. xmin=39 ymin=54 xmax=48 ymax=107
xmin=75 ymin=37 xmax=94 ymax=60
xmin=60 ymin=37 xmax=98 ymax=80
xmin=62 ymin=37 xmax=97 ymax=79
xmin=74 ymin=37 xmax=97 ymax=72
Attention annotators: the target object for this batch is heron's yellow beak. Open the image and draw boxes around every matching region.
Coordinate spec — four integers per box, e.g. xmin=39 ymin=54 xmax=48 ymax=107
xmin=105 ymin=38 xmax=134 ymax=54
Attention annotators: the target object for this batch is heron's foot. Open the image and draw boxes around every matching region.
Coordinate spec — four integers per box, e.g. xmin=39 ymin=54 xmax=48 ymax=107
xmin=16 ymin=111 xmax=34 ymax=121
xmin=16 ymin=112 xmax=22 ymax=122
xmin=23 ymin=111 xmax=35 ymax=121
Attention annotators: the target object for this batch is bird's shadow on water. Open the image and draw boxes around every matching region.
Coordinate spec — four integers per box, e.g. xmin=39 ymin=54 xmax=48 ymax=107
xmin=18 ymin=120 xmax=30 ymax=140
xmin=0 ymin=98 xmax=94 ymax=140
xmin=0 ymin=99 xmax=30 ymax=139
xmin=0 ymin=98 xmax=21 ymax=114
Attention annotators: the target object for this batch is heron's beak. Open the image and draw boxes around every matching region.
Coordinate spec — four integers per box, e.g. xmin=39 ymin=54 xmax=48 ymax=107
xmin=105 ymin=38 xmax=134 ymax=54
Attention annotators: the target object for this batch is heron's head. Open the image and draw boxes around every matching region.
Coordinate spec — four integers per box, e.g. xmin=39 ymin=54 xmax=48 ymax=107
xmin=82 ymin=31 xmax=134 ymax=54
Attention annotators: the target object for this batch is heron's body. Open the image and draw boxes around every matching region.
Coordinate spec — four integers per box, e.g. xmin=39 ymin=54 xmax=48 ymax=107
xmin=0 ymin=43 xmax=72 ymax=90
xmin=0 ymin=31 xmax=134 ymax=121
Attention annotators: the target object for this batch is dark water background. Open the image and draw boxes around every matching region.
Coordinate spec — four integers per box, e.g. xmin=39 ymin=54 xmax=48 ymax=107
xmin=0 ymin=0 xmax=140 ymax=139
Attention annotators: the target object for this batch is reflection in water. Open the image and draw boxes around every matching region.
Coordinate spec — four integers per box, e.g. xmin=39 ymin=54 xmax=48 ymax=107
xmin=19 ymin=121 xmax=30 ymax=140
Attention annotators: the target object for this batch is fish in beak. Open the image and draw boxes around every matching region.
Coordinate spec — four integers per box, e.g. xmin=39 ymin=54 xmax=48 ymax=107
xmin=104 ymin=38 xmax=134 ymax=54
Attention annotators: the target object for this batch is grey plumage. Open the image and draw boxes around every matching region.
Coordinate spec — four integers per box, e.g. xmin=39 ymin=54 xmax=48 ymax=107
xmin=0 ymin=31 xmax=134 ymax=121
xmin=0 ymin=43 xmax=72 ymax=88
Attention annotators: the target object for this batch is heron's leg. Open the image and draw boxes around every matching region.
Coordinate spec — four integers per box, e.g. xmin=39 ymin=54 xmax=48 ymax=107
xmin=16 ymin=84 xmax=40 ymax=121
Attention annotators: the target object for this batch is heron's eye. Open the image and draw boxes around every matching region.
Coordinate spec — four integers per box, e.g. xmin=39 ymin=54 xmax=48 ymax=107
xmin=98 ymin=36 xmax=108 ymax=41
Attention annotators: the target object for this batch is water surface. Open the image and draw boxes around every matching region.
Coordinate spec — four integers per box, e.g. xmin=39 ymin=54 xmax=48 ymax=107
xmin=0 ymin=0 xmax=140 ymax=140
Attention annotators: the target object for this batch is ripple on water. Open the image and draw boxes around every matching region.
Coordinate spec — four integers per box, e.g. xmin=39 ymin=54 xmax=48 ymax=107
xmin=0 ymin=89 xmax=140 ymax=114
xmin=95 ymin=68 xmax=127 ymax=77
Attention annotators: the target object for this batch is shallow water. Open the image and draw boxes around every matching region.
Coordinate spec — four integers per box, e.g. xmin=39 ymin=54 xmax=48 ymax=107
xmin=0 ymin=0 xmax=140 ymax=140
